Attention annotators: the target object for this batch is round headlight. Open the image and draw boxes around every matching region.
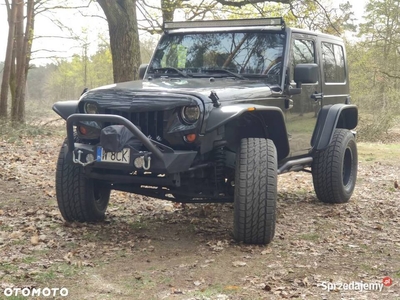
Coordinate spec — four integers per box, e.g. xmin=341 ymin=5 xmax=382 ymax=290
xmin=84 ymin=102 xmax=98 ymax=114
xmin=181 ymin=106 xmax=200 ymax=124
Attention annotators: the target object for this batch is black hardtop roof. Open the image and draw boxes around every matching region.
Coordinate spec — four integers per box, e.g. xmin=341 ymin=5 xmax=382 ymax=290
xmin=289 ymin=27 xmax=344 ymax=42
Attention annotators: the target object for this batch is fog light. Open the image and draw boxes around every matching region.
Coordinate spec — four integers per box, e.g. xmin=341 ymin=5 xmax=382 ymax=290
xmin=134 ymin=157 xmax=144 ymax=169
xmin=184 ymin=133 xmax=196 ymax=143
xmin=86 ymin=154 xmax=95 ymax=163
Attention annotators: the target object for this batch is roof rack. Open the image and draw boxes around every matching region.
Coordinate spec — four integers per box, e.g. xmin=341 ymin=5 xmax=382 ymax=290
xmin=163 ymin=18 xmax=285 ymax=31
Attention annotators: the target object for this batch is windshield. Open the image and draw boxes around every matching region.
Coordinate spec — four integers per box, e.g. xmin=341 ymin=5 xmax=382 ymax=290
xmin=148 ymin=31 xmax=285 ymax=84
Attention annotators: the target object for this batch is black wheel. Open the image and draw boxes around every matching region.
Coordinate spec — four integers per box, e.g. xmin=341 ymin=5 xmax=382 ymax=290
xmin=55 ymin=138 xmax=111 ymax=222
xmin=233 ymin=138 xmax=277 ymax=245
xmin=312 ymin=129 xmax=358 ymax=203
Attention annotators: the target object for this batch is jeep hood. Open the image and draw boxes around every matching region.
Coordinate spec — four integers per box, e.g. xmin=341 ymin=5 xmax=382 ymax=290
xmin=85 ymin=78 xmax=276 ymax=104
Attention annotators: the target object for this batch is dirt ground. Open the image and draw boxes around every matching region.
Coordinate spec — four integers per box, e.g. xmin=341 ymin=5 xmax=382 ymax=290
xmin=0 ymin=123 xmax=399 ymax=300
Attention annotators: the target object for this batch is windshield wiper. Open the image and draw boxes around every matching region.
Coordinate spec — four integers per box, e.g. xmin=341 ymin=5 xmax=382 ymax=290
xmin=200 ymin=68 xmax=246 ymax=80
xmin=150 ymin=67 xmax=189 ymax=78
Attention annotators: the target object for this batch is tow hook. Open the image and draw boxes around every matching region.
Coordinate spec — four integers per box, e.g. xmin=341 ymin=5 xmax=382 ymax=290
xmin=143 ymin=153 xmax=151 ymax=170
xmin=73 ymin=150 xmax=95 ymax=167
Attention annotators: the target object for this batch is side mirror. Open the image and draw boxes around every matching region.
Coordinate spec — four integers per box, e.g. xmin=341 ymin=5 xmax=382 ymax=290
xmin=139 ymin=63 xmax=148 ymax=80
xmin=294 ymin=63 xmax=319 ymax=85
xmin=289 ymin=63 xmax=319 ymax=95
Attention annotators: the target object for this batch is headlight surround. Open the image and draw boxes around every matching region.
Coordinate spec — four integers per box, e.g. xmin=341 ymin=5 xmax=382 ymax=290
xmin=84 ymin=102 xmax=98 ymax=114
xmin=181 ymin=105 xmax=200 ymax=124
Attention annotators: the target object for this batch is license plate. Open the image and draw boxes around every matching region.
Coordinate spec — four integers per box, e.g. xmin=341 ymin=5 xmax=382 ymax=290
xmin=96 ymin=147 xmax=130 ymax=164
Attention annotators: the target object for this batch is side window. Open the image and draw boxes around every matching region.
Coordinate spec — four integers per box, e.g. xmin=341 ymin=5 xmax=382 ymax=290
xmin=322 ymin=42 xmax=346 ymax=83
xmin=291 ymin=39 xmax=315 ymax=81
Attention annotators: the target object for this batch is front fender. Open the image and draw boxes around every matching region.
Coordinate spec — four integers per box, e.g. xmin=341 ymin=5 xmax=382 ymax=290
xmin=311 ymin=104 xmax=358 ymax=151
xmin=205 ymin=104 xmax=290 ymax=160
xmin=205 ymin=104 xmax=284 ymax=133
xmin=52 ymin=100 xmax=79 ymax=120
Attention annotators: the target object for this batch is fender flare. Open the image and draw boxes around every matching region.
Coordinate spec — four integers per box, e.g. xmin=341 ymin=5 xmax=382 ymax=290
xmin=205 ymin=104 xmax=290 ymax=160
xmin=52 ymin=100 xmax=79 ymax=120
xmin=311 ymin=104 xmax=358 ymax=151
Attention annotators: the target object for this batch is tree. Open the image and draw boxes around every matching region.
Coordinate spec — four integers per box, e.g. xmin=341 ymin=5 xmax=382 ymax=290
xmin=0 ymin=0 xmax=34 ymax=122
xmin=0 ymin=0 xmax=95 ymax=122
xmin=97 ymin=0 xmax=141 ymax=83
xmin=0 ymin=0 xmax=17 ymax=119
xmin=346 ymin=0 xmax=400 ymax=140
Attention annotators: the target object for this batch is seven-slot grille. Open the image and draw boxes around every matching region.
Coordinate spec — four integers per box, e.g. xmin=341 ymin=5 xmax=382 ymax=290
xmin=104 ymin=109 xmax=164 ymax=141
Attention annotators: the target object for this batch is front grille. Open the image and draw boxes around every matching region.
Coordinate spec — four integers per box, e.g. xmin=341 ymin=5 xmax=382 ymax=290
xmin=104 ymin=109 xmax=164 ymax=141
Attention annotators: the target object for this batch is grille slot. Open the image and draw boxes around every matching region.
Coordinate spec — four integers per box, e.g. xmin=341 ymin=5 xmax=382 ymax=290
xmin=104 ymin=109 xmax=164 ymax=140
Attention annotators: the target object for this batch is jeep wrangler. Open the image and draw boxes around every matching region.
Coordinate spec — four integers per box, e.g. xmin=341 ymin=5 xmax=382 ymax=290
xmin=52 ymin=18 xmax=358 ymax=245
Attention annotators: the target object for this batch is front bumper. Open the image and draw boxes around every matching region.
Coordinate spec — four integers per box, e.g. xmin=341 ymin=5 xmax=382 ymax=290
xmin=66 ymin=114 xmax=197 ymax=173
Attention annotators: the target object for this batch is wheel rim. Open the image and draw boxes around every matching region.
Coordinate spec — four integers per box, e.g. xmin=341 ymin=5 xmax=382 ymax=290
xmin=342 ymin=147 xmax=353 ymax=186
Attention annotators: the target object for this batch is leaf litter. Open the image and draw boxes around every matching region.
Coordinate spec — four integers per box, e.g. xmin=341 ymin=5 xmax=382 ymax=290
xmin=0 ymin=127 xmax=399 ymax=299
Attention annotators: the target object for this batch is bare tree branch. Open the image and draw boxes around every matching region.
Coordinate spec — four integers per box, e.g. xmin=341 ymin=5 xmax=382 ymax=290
xmin=31 ymin=49 xmax=68 ymax=54
xmin=76 ymin=9 xmax=107 ymax=21
xmin=313 ymin=0 xmax=340 ymax=35
xmin=33 ymin=35 xmax=81 ymax=40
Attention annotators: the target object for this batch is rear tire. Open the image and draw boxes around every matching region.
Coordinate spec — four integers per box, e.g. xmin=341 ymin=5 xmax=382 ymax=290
xmin=233 ymin=138 xmax=277 ymax=245
xmin=55 ymin=138 xmax=111 ymax=222
xmin=312 ymin=129 xmax=358 ymax=203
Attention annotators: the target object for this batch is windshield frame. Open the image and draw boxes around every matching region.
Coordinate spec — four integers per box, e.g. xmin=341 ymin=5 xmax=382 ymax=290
xmin=146 ymin=28 xmax=288 ymax=87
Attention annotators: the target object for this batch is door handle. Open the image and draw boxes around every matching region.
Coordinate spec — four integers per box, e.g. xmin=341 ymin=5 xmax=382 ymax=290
xmin=311 ymin=92 xmax=323 ymax=101
xmin=285 ymin=99 xmax=293 ymax=109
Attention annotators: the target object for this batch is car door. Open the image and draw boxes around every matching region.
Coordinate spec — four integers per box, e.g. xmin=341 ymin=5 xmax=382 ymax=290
xmin=319 ymin=40 xmax=350 ymax=105
xmin=285 ymin=33 xmax=322 ymax=157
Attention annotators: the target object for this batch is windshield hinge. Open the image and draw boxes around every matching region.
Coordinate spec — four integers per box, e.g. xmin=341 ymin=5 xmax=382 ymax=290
xmin=209 ymin=91 xmax=221 ymax=108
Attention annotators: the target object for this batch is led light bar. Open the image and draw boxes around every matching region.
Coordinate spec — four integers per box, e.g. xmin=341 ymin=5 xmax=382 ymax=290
xmin=163 ymin=18 xmax=285 ymax=30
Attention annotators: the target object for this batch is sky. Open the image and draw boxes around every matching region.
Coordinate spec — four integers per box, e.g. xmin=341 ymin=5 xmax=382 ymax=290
xmin=0 ymin=0 xmax=368 ymax=66
xmin=0 ymin=1 xmax=109 ymax=65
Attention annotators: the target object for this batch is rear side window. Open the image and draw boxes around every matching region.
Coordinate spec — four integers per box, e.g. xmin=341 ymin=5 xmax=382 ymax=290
xmin=291 ymin=39 xmax=315 ymax=81
xmin=322 ymin=42 xmax=346 ymax=83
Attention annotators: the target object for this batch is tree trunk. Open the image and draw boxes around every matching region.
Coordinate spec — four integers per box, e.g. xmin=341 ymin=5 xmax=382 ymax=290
xmin=97 ymin=0 xmax=141 ymax=83
xmin=9 ymin=0 xmax=34 ymax=123
xmin=11 ymin=0 xmax=24 ymax=122
xmin=0 ymin=0 xmax=17 ymax=119
xmin=161 ymin=0 xmax=175 ymax=22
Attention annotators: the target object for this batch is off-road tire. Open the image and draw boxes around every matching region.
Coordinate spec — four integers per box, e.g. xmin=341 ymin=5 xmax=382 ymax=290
xmin=312 ymin=129 xmax=358 ymax=203
xmin=56 ymin=138 xmax=111 ymax=222
xmin=234 ymin=138 xmax=277 ymax=245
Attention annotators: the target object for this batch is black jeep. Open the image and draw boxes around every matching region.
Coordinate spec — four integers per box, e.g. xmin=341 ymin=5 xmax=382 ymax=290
xmin=53 ymin=18 xmax=358 ymax=245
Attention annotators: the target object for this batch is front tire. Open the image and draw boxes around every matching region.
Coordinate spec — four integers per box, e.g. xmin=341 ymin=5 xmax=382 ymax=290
xmin=55 ymin=139 xmax=111 ymax=222
xmin=312 ymin=129 xmax=358 ymax=203
xmin=233 ymin=138 xmax=277 ymax=245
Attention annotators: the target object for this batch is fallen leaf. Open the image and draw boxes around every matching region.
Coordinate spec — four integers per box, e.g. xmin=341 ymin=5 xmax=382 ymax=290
xmin=232 ymin=261 xmax=247 ymax=267
xmin=261 ymin=248 xmax=272 ymax=255
xmin=302 ymin=277 xmax=309 ymax=287
xmin=31 ymin=234 xmax=39 ymax=245
xmin=9 ymin=231 xmax=23 ymax=239
xmin=193 ymin=281 xmax=202 ymax=286
xmin=63 ymin=252 xmax=73 ymax=263
xmin=224 ymin=285 xmax=240 ymax=291
xmin=263 ymin=284 xmax=272 ymax=291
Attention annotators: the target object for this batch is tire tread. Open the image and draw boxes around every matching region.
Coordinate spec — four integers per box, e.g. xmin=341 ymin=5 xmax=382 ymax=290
xmin=234 ymin=138 xmax=277 ymax=244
